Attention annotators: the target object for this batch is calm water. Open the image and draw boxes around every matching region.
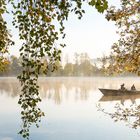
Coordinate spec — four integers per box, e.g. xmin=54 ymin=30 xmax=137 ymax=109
xmin=0 ymin=77 xmax=140 ymax=140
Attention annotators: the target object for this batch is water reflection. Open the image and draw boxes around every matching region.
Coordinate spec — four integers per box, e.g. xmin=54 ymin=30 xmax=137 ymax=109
xmin=0 ymin=77 xmax=102 ymax=102
xmin=98 ymin=92 xmax=140 ymax=130
xmin=99 ymin=94 xmax=140 ymax=105
xmin=0 ymin=77 xmax=140 ymax=140
xmin=97 ymin=102 xmax=140 ymax=129
xmin=0 ymin=77 xmax=140 ymax=103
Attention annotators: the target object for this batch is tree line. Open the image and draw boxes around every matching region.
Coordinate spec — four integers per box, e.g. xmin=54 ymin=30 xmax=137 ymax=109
xmin=0 ymin=53 xmax=136 ymax=77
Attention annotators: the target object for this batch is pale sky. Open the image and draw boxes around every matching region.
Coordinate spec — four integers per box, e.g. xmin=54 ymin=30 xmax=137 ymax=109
xmin=4 ymin=0 xmax=120 ymax=62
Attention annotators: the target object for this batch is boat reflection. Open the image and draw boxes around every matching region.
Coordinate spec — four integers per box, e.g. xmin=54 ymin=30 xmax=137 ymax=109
xmin=99 ymin=94 xmax=140 ymax=105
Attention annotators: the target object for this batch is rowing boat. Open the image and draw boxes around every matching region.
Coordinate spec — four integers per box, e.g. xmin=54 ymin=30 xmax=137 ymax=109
xmin=99 ymin=88 xmax=140 ymax=96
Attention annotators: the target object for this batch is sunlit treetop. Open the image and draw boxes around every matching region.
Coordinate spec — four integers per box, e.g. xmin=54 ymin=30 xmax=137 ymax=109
xmin=106 ymin=0 xmax=140 ymax=75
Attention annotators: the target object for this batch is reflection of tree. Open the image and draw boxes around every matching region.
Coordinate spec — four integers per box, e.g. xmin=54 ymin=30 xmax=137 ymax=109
xmin=52 ymin=81 xmax=62 ymax=105
xmin=97 ymin=103 xmax=140 ymax=129
xmin=0 ymin=78 xmax=98 ymax=103
xmin=1 ymin=78 xmax=140 ymax=104
xmin=0 ymin=79 xmax=20 ymax=97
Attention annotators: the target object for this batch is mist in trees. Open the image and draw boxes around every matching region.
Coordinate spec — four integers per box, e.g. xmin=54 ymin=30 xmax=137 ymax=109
xmin=0 ymin=53 xmax=137 ymax=77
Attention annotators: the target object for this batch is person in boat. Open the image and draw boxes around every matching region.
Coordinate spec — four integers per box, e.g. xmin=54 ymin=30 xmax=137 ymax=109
xmin=120 ymin=83 xmax=126 ymax=91
xmin=131 ymin=84 xmax=136 ymax=90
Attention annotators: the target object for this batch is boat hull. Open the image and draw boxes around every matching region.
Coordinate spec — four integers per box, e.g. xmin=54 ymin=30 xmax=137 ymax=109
xmin=99 ymin=88 xmax=140 ymax=96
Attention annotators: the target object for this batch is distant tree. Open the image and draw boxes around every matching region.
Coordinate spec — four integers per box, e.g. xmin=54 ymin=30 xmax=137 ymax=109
xmin=78 ymin=53 xmax=92 ymax=76
xmin=79 ymin=60 xmax=93 ymax=76
xmin=65 ymin=54 xmax=70 ymax=64
xmin=9 ymin=55 xmax=22 ymax=75
xmin=64 ymin=63 xmax=73 ymax=76
xmin=74 ymin=53 xmax=79 ymax=65
xmin=52 ymin=60 xmax=63 ymax=76
xmin=73 ymin=53 xmax=79 ymax=76
xmin=97 ymin=55 xmax=108 ymax=74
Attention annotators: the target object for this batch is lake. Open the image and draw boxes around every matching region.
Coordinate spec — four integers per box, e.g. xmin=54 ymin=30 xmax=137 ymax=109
xmin=0 ymin=77 xmax=140 ymax=140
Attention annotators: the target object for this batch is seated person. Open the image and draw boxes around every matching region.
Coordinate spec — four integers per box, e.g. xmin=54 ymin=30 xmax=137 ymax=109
xmin=131 ymin=84 xmax=136 ymax=90
xmin=120 ymin=83 xmax=126 ymax=90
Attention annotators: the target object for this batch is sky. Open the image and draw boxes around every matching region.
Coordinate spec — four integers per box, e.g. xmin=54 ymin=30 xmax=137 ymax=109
xmin=4 ymin=0 xmax=120 ymax=62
